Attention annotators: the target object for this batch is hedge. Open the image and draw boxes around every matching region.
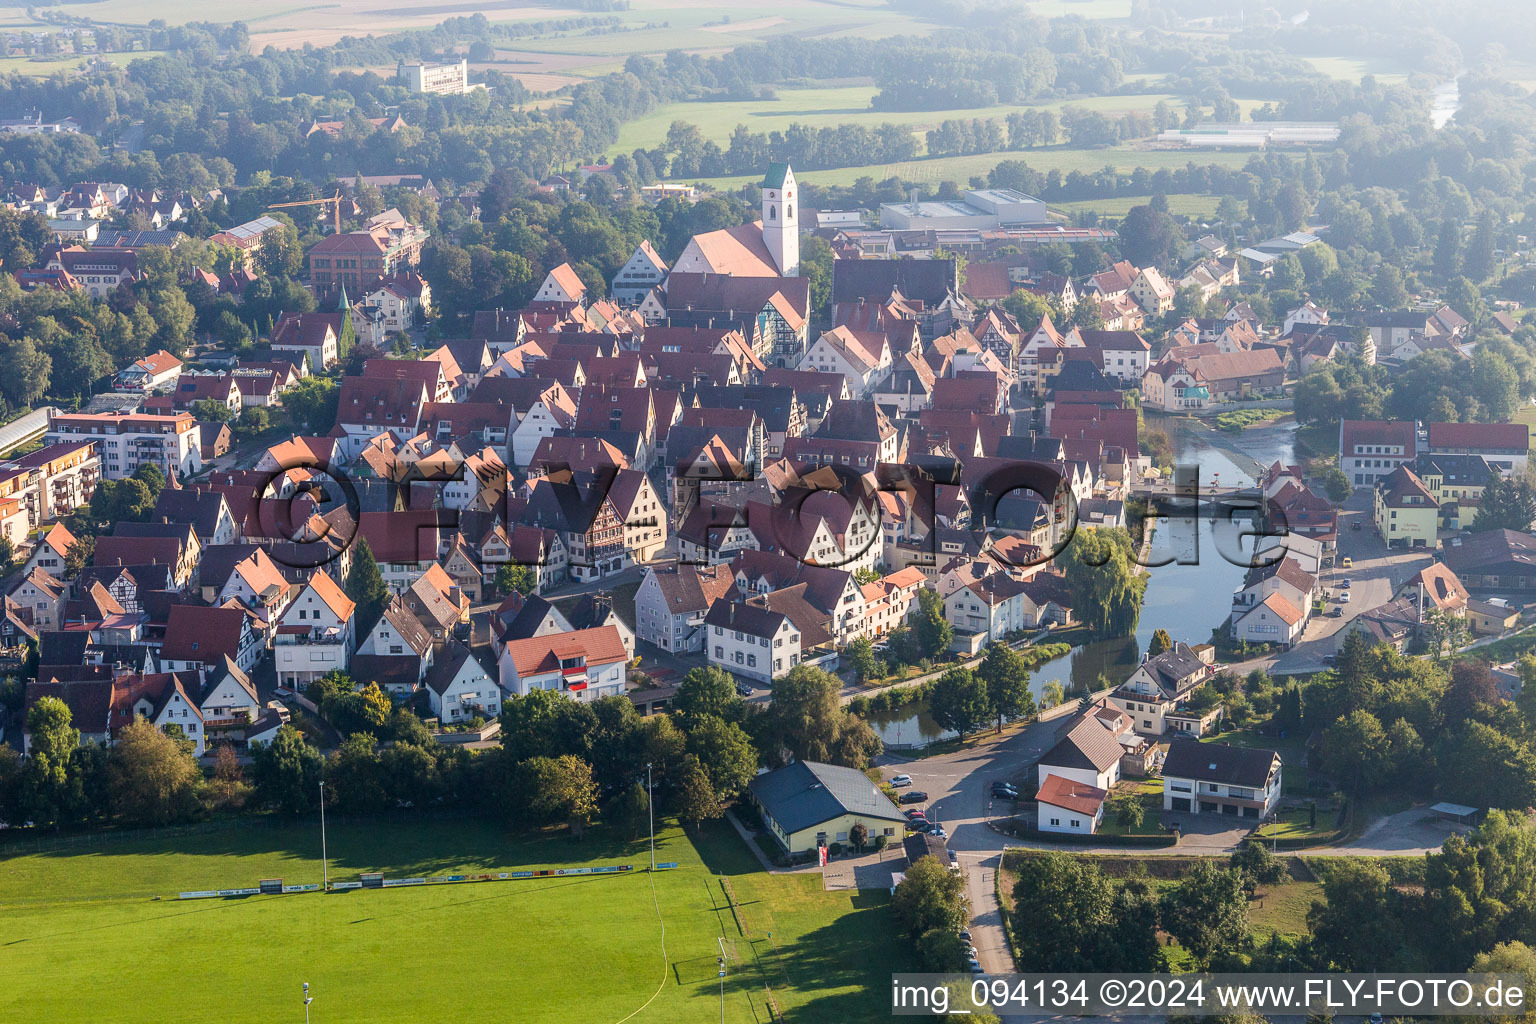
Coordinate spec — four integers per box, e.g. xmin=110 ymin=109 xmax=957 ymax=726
xmin=1018 ymin=828 xmax=1177 ymax=847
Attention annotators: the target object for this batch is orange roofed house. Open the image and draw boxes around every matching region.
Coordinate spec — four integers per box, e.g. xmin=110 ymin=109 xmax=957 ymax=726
xmin=497 ymin=624 xmax=628 ymax=702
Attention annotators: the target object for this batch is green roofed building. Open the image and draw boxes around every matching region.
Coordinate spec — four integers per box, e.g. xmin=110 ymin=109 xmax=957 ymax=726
xmin=748 ymin=759 xmax=906 ymax=854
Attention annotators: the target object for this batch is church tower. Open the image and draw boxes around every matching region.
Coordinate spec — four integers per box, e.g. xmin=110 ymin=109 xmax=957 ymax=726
xmin=760 ymin=162 xmax=799 ymax=278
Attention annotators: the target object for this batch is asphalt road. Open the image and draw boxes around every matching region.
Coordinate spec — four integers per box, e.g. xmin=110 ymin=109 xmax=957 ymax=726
xmin=1232 ymin=490 xmax=1434 ymax=676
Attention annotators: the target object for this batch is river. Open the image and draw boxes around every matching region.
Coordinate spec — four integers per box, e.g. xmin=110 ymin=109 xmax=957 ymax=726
xmin=870 ymin=418 xmax=1299 ymax=748
xmin=1432 ymin=75 xmax=1461 ymax=130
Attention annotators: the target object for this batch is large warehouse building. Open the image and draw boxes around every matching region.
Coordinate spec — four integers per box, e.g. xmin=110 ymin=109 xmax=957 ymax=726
xmin=879 ymin=188 xmax=1050 ymax=230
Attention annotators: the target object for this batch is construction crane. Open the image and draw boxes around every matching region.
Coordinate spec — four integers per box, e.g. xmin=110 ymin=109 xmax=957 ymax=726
xmin=267 ymin=192 xmax=345 ymax=235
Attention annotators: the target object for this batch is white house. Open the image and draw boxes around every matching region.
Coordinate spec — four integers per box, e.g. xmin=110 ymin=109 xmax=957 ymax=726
xmin=634 ymin=562 xmax=736 ymax=654
xmin=1230 ymin=592 xmax=1306 ymax=646
xmin=273 ymin=571 xmax=357 ymax=689
xmin=1107 ymin=642 xmax=1216 ymax=736
xmin=1035 ymin=773 xmax=1107 ymax=835
xmin=611 ymin=240 xmax=669 ymax=305
xmin=197 ymin=656 xmax=262 ymax=727
xmin=1129 ymin=266 xmax=1174 ymax=315
xmin=425 ymin=642 xmax=502 ymax=725
xmin=704 ymin=598 xmax=801 ymax=684
xmin=798 ymin=325 xmax=890 ymax=398
xmin=1284 ymin=301 xmax=1328 ymax=334
xmin=1141 ymin=360 xmax=1210 ymax=412
xmin=124 ymin=674 xmax=208 ymax=756
xmin=498 ymin=625 xmax=628 ymax=702
xmin=942 ymin=571 xmax=1032 ymax=643
xmin=1035 ymin=716 xmax=1123 ymax=792
xmin=1231 ymin=557 xmax=1315 ymax=627
xmin=533 ymin=262 xmax=588 ymax=305
xmin=1162 ymin=739 xmax=1281 ymax=820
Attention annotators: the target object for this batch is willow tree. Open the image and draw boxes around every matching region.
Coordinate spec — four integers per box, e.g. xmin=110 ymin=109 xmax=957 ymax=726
xmin=1059 ymin=527 xmax=1147 ymax=638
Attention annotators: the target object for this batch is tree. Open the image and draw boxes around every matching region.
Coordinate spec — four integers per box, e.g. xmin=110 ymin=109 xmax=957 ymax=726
xmin=1370 ymin=263 xmax=1410 ymax=309
xmin=913 ymin=588 xmax=953 ymax=658
xmin=977 ymin=643 xmax=1033 ymax=729
xmin=0 ymin=336 xmax=51 ymax=409
xmin=1040 ymin=680 xmax=1065 ymax=710
xmin=19 ymin=696 xmax=78 ymax=824
xmin=1319 ymin=465 xmax=1351 ymax=502
xmin=250 ymin=725 xmax=324 ymax=815
xmin=1118 ymin=203 xmax=1181 ymax=268
xmin=1320 ymin=709 xmax=1391 ymax=794
xmin=845 ymin=635 xmax=880 ymax=683
xmin=326 ymin=733 xmax=387 ymax=815
xmin=893 ymin=855 xmax=969 ymax=939
xmin=1308 ymin=859 xmax=1406 ymax=970
xmin=1060 ymin=528 xmax=1147 ymax=637
xmin=1159 ymin=861 xmax=1249 ymax=967
xmin=672 ymin=754 xmax=721 ymax=831
xmin=673 ymin=666 xmax=741 ymax=726
xmin=929 ymin=667 xmax=991 ymax=741
xmin=1114 ymin=795 xmax=1145 ymax=830
xmin=191 ymin=398 xmax=234 ymax=424
xmin=518 ymin=754 xmax=599 ymax=836
xmin=495 ymin=563 xmax=535 ymax=596
xmin=685 ymin=715 xmax=757 ymax=799
xmin=282 ymin=376 xmax=340 ymax=434
xmin=206 ymin=744 xmax=250 ymax=811
xmin=107 ymin=718 xmax=201 ymax=825
xmin=849 ymin=821 xmax=869 ymax=851
xmin=604 ymin=780 xmax=651 ymax=839
xmin=1147 ymin=629 xmax=1173 ymax=657
xmin=1009 ymin=852 xmax=1145 ymax=970
xmin=1001 ymin=288 xmax=1053 ymax=332
xmin=764 ymin=665 xmax=857 ymax=766
xmin=344 ymin=537 xmax=388 ymax=627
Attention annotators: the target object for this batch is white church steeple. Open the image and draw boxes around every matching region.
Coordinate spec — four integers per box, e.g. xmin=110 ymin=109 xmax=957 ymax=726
xmin=760 ymin=161 xmax=798 ymax=277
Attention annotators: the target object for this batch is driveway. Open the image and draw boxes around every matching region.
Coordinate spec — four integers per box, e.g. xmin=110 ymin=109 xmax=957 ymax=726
xmin=1233 ymin=491 xmax=1434 ymax=676
xmin=1311 ymin=805 xmax=1462 ymax=857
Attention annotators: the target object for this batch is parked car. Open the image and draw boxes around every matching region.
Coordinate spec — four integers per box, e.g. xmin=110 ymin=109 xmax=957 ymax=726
xmin=958 ymin=929 xmax=972 ymax=942
xmin=930 ymin=827 xmax=948 ymax=840
xmin=965 ymin=946 xmax=979 ymax=960
xmin=903 ymin=808 xmax=927 ymax=821
xmin=1329 ymin=607 xmax=1344 ymax=617
xmin=735 ymin=682 xmax=753 ymax=696
xmin=890 ymin=774 xmax=913 ymax=787
xmin=1342 ymin=556 xmax=1354 ymax=567
xmin=970 ymin=962 xmax=985 ymax=975
xmin=1337 ymin=590 xmax=1351 ymax=603
xmin=899 ymin=791 xmax=928 ymax=804
xmin=949 ymin=850 xmax=960 ymax=868
xmin=1323 ymin=653 xmax=1337 ymax=664
xmin=1339 ymin=578 xmax=1352 ymax=589
xmin=912 ymin=820 xmax=936 ymax=834
xmin=991 ymin=782 xmax=1018 ymax=799
xmin=1352 ymin=520 xmax=1362 ymax=531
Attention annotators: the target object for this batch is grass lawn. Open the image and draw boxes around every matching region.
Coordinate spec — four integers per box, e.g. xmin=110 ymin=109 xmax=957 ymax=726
xmin=0 ymin=50 xmax=166 ymax=77
xmin=0 ymin=814 xmax=904 ymax=1023
xmin=691 ymin=146 xmax=1258 ymax=191
xmin=1098 ymin=777 xmax=1164 ymax=836
xmin=1053 ymin=193 xmax=1232 ymax=218
xmin=1255 ymin=805 xmax=1334 ymax=842
xmin=1301 ymin=55 xmax=1411 ymax=86
xmin=1511 ymin=404 xmax=1536 ymax=447
xmin=1247 ymin=878 xmax=1324 ymax=939
xmin=612 ymin=85 xmax=1189 ymax=155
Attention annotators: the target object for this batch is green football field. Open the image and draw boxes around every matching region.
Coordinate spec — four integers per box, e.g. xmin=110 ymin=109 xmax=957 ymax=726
xmin=0 ymin=816 xmax=905 ymax=1023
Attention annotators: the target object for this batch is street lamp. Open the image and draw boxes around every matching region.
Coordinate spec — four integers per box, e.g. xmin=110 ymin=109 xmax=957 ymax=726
xmin=717 ymin=937 xmax=728 ymax=1024
xmin=646 ymin=762 xmax=655 ymax=873
xmin=303 ymin=982 xmax=312 ymax=1024
xmin=318 ymin=779 xmax=329 ymax=891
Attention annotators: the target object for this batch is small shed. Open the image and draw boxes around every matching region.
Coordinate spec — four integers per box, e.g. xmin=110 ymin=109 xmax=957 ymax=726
xmin=1429 ymin=801 xmax=1480 ymax=826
